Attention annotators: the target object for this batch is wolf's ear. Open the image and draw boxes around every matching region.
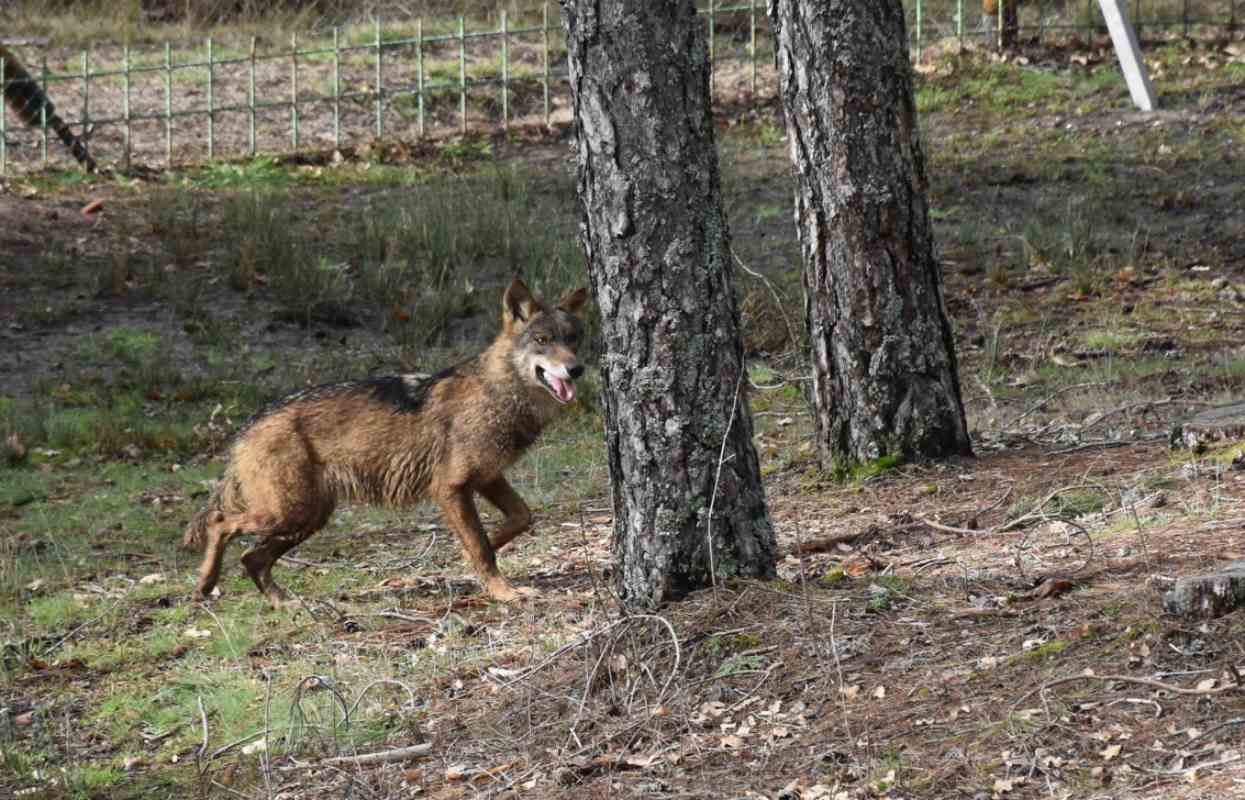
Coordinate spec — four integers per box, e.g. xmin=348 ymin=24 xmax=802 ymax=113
xmin=503 ymin=278 xmax=539 ymax=324
xmin=557 ymin=287 xmax=589 ymax=316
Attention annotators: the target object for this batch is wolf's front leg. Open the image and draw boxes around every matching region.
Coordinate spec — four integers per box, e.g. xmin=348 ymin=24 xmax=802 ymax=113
xmin=478 ymin=476 xmax=533 ymax=551
xmin=435 ymin=486 xmax=532 ymax=602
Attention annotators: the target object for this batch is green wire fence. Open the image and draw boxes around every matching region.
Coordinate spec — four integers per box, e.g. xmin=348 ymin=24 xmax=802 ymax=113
xmin=0 ymin=0 xmax=1239 ymax=174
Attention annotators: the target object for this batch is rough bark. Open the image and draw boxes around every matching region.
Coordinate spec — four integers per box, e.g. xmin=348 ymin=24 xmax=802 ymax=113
xmin=560 ymin=0 xmax=775 ymax=609
xmin=769 ymin=0 xmax=973 ymax=471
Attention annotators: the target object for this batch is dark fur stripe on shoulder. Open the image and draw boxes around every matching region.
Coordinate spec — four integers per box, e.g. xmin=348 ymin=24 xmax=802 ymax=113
xmin=237 ymin=369 xmax=458 ymax=436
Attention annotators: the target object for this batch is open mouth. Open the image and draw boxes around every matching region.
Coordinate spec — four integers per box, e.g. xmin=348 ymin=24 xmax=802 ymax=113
xmin=535 ymin=365 xmax=576 ymax=405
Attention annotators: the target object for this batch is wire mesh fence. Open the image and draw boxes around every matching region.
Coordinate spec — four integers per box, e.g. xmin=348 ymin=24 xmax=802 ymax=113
xmin=0 ymin=0 xmax=1239 ymax=174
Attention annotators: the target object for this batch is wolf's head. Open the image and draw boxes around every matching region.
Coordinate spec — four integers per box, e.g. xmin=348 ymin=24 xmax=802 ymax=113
xmin=501 ymin=278 xmax=589 ymax=405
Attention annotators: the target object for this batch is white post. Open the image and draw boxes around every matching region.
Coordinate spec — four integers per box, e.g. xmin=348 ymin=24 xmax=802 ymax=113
xmin=1098 ymin=0 xmax=1157 ymax=111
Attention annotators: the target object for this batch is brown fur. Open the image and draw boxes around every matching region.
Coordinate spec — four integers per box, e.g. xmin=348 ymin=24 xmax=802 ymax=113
xmin=183 ymin=278 xmax=589 ymax=607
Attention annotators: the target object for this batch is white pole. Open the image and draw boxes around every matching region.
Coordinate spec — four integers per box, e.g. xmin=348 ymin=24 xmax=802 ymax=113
xmin=1098 ymin=0 xmax=1157 ymax=111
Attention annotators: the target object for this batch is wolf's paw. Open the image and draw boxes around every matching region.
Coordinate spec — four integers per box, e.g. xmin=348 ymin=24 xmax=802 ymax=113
xmin=264 ymin=587 xmax=303 ymax=611
xmin=484 ymin=579 xmax=537 ymax=604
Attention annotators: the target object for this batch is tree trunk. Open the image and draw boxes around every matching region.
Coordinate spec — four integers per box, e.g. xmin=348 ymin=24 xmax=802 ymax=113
xmin=769 ymin=0 xmax=973 ymax=471
xmin=560 ymin=0 xmax=775 ymax=609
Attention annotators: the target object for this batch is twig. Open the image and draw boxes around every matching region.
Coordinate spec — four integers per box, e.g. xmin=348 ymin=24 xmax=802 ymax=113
xmin=1016 ymin=673 xmax=1242 ymax=708
xmin=727 ymin=660 xmax=783 ymax=714
xmin=731 ymin=248 xmax=800 ymax=352
xmin=978 ymin=486 xmax=1014 ymax=515
xmin=1080 ymin=397 xmax=1215 ymax=433
xmin=1002 ymin=382 xmax=1106 ymax=431
xmin=567 ymin=615 xmax=681 ymax=744
xmin=917 ymin=516 xmax=984 ymax=537
xmin=974 ymin=373 xmax=999 ymax=410
xmin=951 ymin=607 xmax=1020 ymax=619
xmin=786 ymin=529 xmax=869 ymax=554
xmin=195 ymin=694 xmax=210 ymax=777
xmin=45 ymin=597 xmax=124 ymax=654
xmin=1189 ymin=717 xmax=1245 ymax=742
xmin=706 ymin=369 xmax=745 ymax=596
xmin=262 ymin=671 xmax=273 ymax=800
xmin=369 ymin=609 xmax=439 ymax=626
xmin=200 ymin=604 xmax=240 ymax=660
xmin=317 ymin=743 xmax=433 ymax=766
xmin=209 ymin=780 xmax=256 ymax=800
xmin=1129 ymin=752 xmax=1241 ymax=777
xmin=1105 ymin=697 xmax=1162 ymax=718
xmin=209 ymin=730 xmax=267 ymax=760
xmin=1049 ymin=438 xmax=1153 ymax=456
xmin=345 ymin=679 xmax=419 ymax=720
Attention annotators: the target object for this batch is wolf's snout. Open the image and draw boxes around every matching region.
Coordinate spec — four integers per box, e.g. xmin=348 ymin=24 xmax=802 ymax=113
xmin=568 ymin=365 xmax=584 ymax=380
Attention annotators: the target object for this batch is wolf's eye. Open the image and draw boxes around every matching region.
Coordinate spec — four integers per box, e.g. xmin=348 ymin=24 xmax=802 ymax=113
xmin=534 ymin=334 xmax=550 ymax=346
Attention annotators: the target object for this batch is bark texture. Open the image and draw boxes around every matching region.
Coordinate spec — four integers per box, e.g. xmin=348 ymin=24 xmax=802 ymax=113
xmin=560 ymin=0 xmax=775 ymax=609
xmin=769 ymin=0 xmax=973 ymax=470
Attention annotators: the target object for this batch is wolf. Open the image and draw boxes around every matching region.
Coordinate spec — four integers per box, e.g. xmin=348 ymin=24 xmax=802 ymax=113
xmin=182 ymin=278 xmax=588 ymax=607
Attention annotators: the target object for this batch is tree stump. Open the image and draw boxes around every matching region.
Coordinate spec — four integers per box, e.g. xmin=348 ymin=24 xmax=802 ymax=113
xmin=1170 ymin=402 xmax=1245 ymax=453
xmin=1162 ymin=561 xmax=1245 ymax=619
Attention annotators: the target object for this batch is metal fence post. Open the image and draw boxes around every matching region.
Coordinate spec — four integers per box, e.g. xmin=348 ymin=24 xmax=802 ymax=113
xmin=916 ymin=0 xmax=924 ymax=53
xmin=459 ymin=16 xmax=467 ymax=135
xmin=375 ymin=17 xmax=384 ymax=139
xmin=417 ymin=18 xmax=426 ymax=138
xmin=291 ymin=33 xmax=300 ymax=151
xmin=542 ymin=2 xmax=551 ymax=129
xmin=750 ymin=0 xmax=757 ymax=97
xmin=80 ymin=50 xmax=90 ymax=160
xmin=122 ymin=46 xmax=131 ymax=170
xmin=248 ymin=37 xmax=257 ymax=156
xmin=40 ymin=54 xmax=49 ymax=166
xmin=165 ymin=42 xmax=173 ymax=166
xmin=1 ymin=57 xmax=6 ymax=175
xmin=501 ymin=10 xmax=509 ymax=131
xmin=206 ymin=37 xmax=214 ymax=160
xmin=708 ymin=0 xmax=716 ymax=96
xmin=957 ymin=0 xmax=964 ymax=42
xmin=332 ymin=28 xmax=341 ymax=149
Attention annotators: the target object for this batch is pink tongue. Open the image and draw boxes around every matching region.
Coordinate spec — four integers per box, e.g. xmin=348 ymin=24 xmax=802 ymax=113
xmin=549 ymin=375 xmax=575 ymax=404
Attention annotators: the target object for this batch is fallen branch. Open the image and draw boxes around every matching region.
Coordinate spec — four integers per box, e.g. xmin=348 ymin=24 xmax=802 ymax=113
xmin=318 ymin=743 xmax=433 ymax=766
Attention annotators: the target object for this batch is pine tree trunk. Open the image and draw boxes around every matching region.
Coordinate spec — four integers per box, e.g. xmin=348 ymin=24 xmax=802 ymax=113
xmin=560 ymin=0 xmax=775 ymax=609
xmin=769 ymin=0 xmax=973 ymax=471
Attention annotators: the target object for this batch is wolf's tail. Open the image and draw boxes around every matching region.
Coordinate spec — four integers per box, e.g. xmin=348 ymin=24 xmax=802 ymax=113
xmin=1 ymin=44 xmax=97 ymax=171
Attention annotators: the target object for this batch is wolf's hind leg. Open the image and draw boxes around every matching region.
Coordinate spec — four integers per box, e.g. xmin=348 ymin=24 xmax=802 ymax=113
xmin=241 ymin=530 xmax=313 ymax=609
